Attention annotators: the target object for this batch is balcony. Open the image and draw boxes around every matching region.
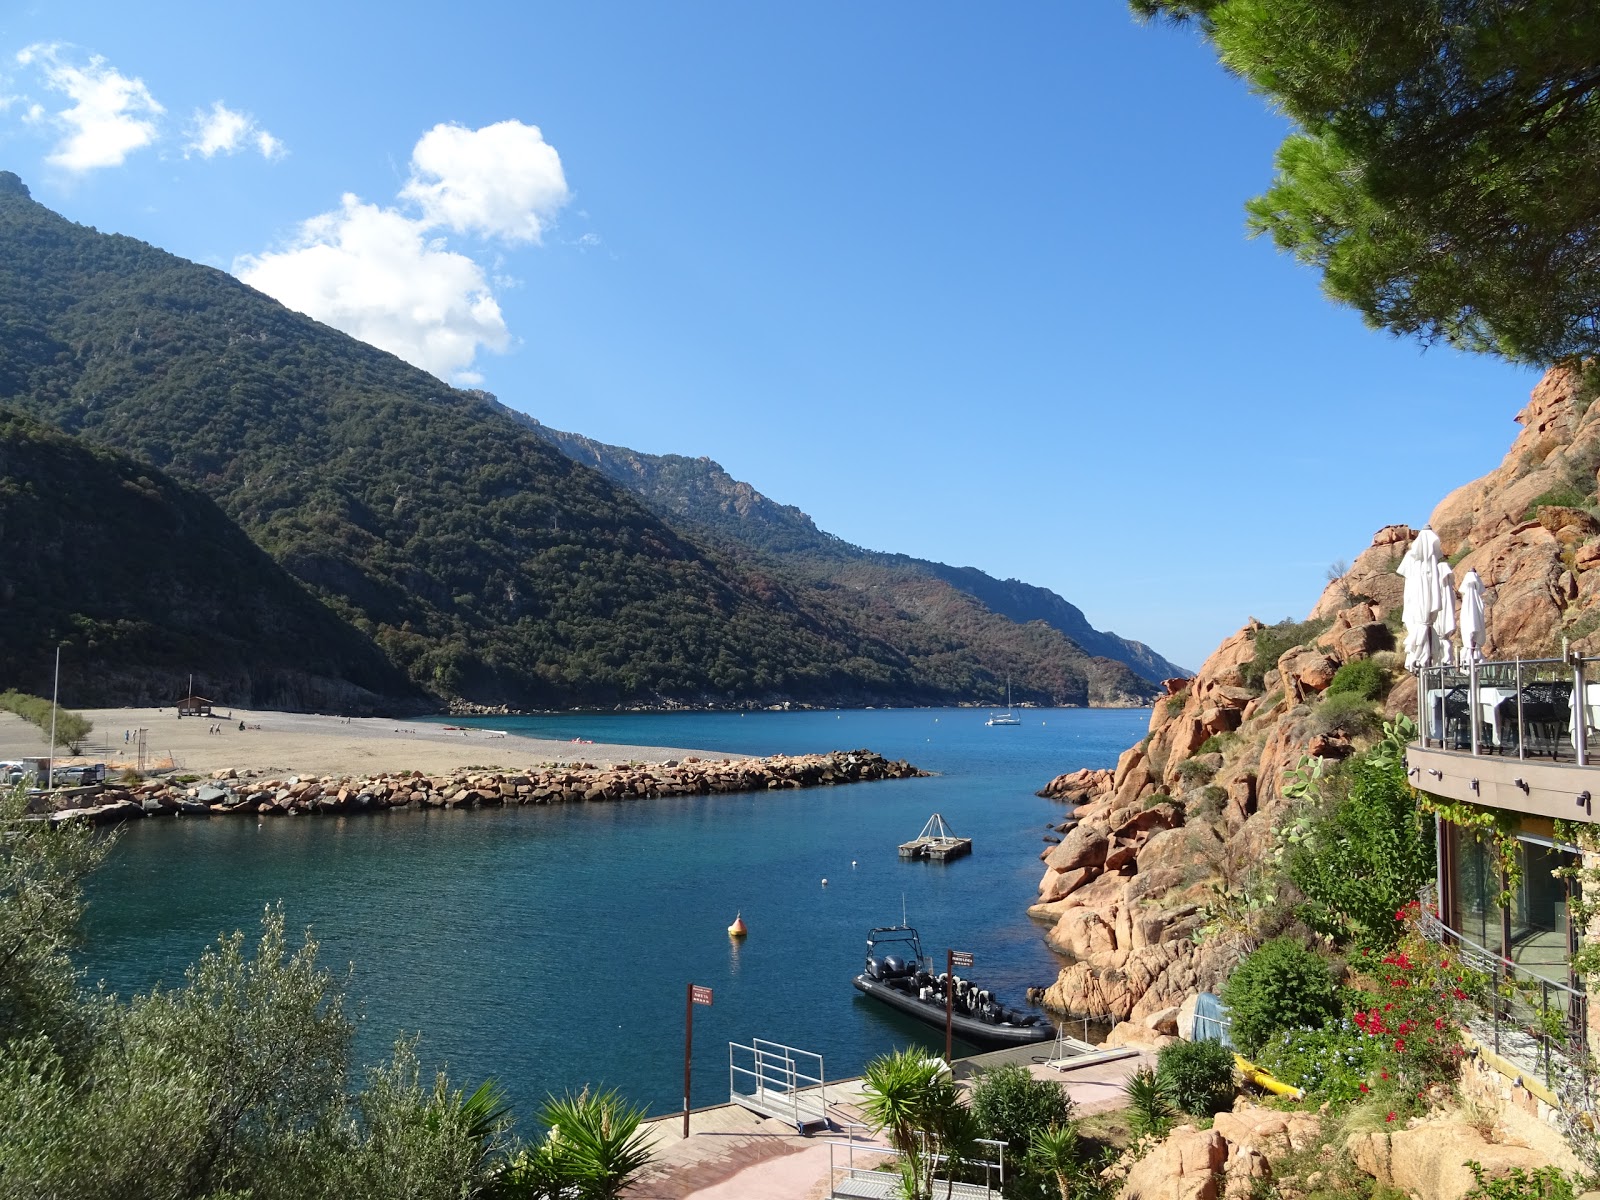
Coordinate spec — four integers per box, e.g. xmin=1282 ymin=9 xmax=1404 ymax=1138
xmin=1409 ymin=657 xmax=1600 ymax=824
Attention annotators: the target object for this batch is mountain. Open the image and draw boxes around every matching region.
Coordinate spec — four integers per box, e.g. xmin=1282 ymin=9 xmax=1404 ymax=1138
xmin=0 ymin=409 xmax=420 ymax=711
xmin=513 ymin=416 xmax=1187 ymax=685
xmin=0 ymin=171 xmax=1165 ymax=709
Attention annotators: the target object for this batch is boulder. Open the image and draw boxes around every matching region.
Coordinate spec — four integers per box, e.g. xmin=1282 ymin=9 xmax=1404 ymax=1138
xmin=1046 ymin=824 xmax=1109 ymax=873
xmin=1122 ymin=1125 xmax=1227 ymax=1200
xmin=1347 ymin=1120 xmax=1552 ymax=1200
xmin=1038 ymin=865 xmax=1096 ymax=904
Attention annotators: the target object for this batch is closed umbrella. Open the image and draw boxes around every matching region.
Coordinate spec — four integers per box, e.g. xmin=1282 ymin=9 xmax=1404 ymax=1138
xmin=1458 ymin=568 xmax=1486 ymax=663
xmin=1397 ymin=527 xmax=1445 ymax=671
xmin=1432 ymin=560 xmax=1457 ymax=667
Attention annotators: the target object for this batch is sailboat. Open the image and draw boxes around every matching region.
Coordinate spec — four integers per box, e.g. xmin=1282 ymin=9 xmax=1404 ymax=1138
xmin=986 ymin=676 xmax=1021 ymax=726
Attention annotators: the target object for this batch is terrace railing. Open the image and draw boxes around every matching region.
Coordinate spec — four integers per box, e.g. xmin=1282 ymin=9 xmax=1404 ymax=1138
xmin=1418 ymin=655 xmax=1600 ymax=766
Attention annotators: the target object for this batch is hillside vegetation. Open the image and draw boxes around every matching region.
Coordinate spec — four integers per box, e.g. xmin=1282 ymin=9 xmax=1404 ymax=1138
xmin=0 ymin=172 xmax=1165 ymax=708
xmin=0 ymin=409 xmax=420 ymax=711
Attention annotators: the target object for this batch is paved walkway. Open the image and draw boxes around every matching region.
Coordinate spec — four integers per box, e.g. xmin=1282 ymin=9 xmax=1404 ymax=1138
xmin=633 ymin=1048 xmax=1152 ymax=1199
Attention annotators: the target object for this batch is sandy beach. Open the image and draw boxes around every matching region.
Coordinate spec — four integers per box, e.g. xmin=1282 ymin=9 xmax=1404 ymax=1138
xmin=0 ymin=707 xmax=740 ymax=779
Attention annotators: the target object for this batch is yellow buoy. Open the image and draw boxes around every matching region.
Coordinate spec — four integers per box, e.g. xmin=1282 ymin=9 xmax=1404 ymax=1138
xmin=728 ymin=912 xmax=748 ymax=938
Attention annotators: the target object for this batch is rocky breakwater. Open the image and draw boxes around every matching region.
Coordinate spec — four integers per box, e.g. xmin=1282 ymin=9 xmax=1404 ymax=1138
xmin=1026 ymin=364 xmax=1600 ymax=1028
xmin=43 ymin=750 xmax=924 ymax=826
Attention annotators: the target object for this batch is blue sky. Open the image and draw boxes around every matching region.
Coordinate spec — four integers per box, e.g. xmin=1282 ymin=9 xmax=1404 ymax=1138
xmin=0 ymin=2 xmax=1535 ymax=672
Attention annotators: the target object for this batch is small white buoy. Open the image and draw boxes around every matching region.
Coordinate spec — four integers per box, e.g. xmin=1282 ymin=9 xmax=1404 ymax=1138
xmin=851 ymin=860 xmax=857 ymax=868
xmin=821 ymin=877 xmax=828 ymax=886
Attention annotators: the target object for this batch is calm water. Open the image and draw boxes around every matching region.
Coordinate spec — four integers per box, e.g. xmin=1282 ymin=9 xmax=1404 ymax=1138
xmin=80 ymin=707 xmax=1146 ymax=1121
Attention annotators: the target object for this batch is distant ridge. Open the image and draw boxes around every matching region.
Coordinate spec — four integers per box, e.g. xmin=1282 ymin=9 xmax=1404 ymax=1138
xmin=514 ymin=413 xmax=1188 ymax=686
xmin=0 ymin=174 xmax=1170 ymax=709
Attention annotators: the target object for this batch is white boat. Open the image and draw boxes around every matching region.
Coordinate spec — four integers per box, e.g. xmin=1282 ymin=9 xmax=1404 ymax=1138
xmin=986 ymin=676 xmax=1021 ymax=726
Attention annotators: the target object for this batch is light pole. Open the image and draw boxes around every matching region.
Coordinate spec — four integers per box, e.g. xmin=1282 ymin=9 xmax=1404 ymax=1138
xmin=46 ymin=645 xmax=60 ymax=790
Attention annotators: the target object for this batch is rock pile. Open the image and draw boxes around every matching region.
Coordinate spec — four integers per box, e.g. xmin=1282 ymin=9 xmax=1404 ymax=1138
xmin=1118 ymin=1105 xmax=1323 ymax=1200
xmin=43 ymin=750 xmax=924 ymax=826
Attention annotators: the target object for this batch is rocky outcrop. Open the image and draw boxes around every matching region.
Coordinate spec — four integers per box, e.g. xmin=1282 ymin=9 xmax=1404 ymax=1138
xmin=42 ymin=750 xmax=924 ymax=826
xmin=1347 ymin=1119 xmax=1559 ymax=1200
xmin=1030 ymin=365 xmax=1600 ymax=1023
xmin=1121 ymin=1125 xmax=1228 ymax=1200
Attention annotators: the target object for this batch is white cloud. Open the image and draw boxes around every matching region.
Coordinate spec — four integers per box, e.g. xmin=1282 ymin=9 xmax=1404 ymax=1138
xmin=185 ymin=100 xmax=285 ymax=160
xmin=400 ymin=119 xmax=569 ymax=242
xmin=235 ymin=119 xmax=576 ymax=381
xmin=16 ymin=43 xmax=163 ymax=171
xmin=235 ymin=194 xmax=510 ymax=382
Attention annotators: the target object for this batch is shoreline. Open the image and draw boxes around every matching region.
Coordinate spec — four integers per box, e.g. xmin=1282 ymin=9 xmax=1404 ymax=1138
xmin=0 ymin=706 xmax=738 ymax=780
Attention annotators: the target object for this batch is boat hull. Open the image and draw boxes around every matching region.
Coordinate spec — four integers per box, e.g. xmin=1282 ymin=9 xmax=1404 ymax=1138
xmin=852 ymin=974 xmax=1056 ymax=1049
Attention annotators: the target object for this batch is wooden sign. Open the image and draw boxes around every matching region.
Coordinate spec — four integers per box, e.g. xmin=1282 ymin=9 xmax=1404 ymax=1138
xmin=950 ymin=951 xmax=974 ymax=969
xmin=691 ymin=985 xmax=714 ymax=1006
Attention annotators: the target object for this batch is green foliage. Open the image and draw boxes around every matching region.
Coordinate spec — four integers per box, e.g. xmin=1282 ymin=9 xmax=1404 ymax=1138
xmin=1462 ymin=1163 xmax=1576 ymax=1200
xmin=1196 ymin=732 xmax=1237 ymax=757
xmin=1174 ymin=757 xmax=1216 ymax=785
xmin=860 ymin=1048 xmax=974 ymax=1200
xmin=0 ymin=689 xmax=93 ymax=752
xmin=509 ymin=1088 xmax=656 ymax=1200
xmin=1130 ymin=3 xmax=1600 ymax=366
xmin=1521 ymin=487 xmax=1591 ymax=522
xmin=1254 ymin=1020 xmax=1382 ymax=1105
xmin=1288 ymin=739 xmax=1436 ymax=948
xmin=1305 ymin=690 xmax=1382 ymax=738
xmin=1240 ymin=618 xmax=1332 ymax=693
xmin=1121 ymin=1068 xmax=1176 ymax=1140
xmin=1324 ymin=659 xmax=1389 ymax=702
xmin=969 ymin=1063 xmax=1073 ymax=1159
xmin=1220 ymin=937 xmax=1340 ymax=1055
xmin=0 ymin=413 xmax=418 ymax=712
xmin=1155 ymin=1039 xmax=1235 ymax=1117
xmin=1196 ymin=785 xmax=1229 ymax=817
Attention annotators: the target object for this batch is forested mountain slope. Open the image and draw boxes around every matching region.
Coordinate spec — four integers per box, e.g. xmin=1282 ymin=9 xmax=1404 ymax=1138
xmin=0 ymin=172 xmax=1159 ymax=708
xmin=0 ymin=409 xmax=420 ymax=711
xmin=517 ymin=416 xmax=1187 ymax=686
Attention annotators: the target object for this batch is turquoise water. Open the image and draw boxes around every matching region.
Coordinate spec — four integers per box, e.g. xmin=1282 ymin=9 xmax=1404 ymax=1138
xmin=80 ymin=707 xmax=1145 ymax=1121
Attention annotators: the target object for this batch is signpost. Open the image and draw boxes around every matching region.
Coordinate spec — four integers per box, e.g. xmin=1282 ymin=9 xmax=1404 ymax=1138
xmin=684 ymin=984 xmax=713 ymax=1137
xmin=945 ymin=951 xmax=973 ymax=1061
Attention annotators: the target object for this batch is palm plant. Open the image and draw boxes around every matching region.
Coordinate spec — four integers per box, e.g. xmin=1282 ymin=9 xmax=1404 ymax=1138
xmin=1027 ymin=1122 xmax=1081 ymax=1200
xmin=539 ymin=1086 xmax=655 ymax=1200
xmin=1122 ymin=1068 xmax=1176 ymax=1141
xmin=860 ymin=1049 xmax=975 ymax=1200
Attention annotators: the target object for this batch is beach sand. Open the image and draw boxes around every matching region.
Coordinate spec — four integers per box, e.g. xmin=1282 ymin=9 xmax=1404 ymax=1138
xmin=0 ymin=707 xmax=741 ymax=780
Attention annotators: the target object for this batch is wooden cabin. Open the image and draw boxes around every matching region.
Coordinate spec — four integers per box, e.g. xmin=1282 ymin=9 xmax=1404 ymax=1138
xmin=176 ymin=694 xmax=214 ymax=717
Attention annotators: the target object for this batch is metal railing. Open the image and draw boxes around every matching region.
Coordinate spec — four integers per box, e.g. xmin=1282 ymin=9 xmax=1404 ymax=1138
xmin=1418 ymin=655 xmax=1600 ymax=765
xmin=1415 ymin=888 xmax=1591 ymax=1094
xmin=729 ymin=1038 xmax=827 ymax=1131
xmin=824 ymin=1136 xmax=1008 ymax=1199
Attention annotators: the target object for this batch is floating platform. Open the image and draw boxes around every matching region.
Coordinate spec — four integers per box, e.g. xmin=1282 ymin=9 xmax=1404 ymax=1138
xmin=898 ymin=812 xmax=972 ymax=861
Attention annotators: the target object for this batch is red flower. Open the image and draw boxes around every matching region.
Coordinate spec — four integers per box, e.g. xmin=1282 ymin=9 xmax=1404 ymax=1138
xmin=1359 ymin=1083 xmax=1370 ymax=1093
xmin=1394 ymin=1038 xmax=1406 ymax=1052
xmin=1386 ymin=1112 xmax=1396 ymax=1122
xmin=1381 ymin=1071 xmax=1390 ymax=1080
xmin=1434 ymin=1018 xmax=1445 ymax=1030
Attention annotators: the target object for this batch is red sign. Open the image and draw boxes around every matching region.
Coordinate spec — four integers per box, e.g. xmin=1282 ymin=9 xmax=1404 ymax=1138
xmin=691 ymin=985 xmax=714 ymax=1006
xmin=950 ymin=951 xmax=974 ymax=968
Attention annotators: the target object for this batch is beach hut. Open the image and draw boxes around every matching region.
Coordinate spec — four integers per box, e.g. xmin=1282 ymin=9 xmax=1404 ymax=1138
xmin=176 ymin=694 xmax=215 ymax=717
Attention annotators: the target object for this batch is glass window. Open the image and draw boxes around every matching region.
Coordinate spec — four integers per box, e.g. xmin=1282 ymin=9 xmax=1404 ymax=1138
xmin=1450 ymin=826 xmax=1497 ymax=952
xmin=1447 ymin=823 xmax=1579 ymax=987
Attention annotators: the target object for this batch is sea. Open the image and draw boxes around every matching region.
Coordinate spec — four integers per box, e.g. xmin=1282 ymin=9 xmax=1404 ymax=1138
xmin=79 ymin=706 xmax=1147 ymax=1122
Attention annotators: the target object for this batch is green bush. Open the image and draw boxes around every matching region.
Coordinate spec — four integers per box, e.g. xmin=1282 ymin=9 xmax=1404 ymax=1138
xmin=1520 ymin=486 xmax=1589 ymax=522
xmin=1286 ymin=736 xmax=1436 ymax=949
xmin=1220 ymin=938 xmax=1340 ymax=1055
xmin=1462 ymin=1162 xmax=1576 ymax=1200
xmin=1241 ymin=618 xmax=1332 ymax=692
xmin=1196 ymin=732 xmax=1236 ymax=757
xmin=1196 ymin=785 xmax=1229 ymax=817
xmin=968 ymin=1063 xmax=1073 ymax=1158
xmin=1155 ymin=1039 xmax=1235 ymax=1117
xmin=1174 ymin=757 xmax=1216 ymax=785
xmin=1254 ymin=1020 xmax=1382 ymax=1104
xmin=0 ymin=690 xmax=93 ymax=752
xmin=1121 ymin=1068 xmax=1176 ymax=1140
xmin=1305 ymin=691 xmax=1381 ymax=738
xmin=1324 ymin=659 xmax=1389 ymax=702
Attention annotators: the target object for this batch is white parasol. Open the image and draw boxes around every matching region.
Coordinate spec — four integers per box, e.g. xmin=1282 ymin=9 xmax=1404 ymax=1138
xmin=1432 ymin=559 xmax=1457 ymax=667
xmin=1458 ymin=568 xmax=1486 ymax=663
xmin=1397 ymin=528 xmax=1445 ymax=670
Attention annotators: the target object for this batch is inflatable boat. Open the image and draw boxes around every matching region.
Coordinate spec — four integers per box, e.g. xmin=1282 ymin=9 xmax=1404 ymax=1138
xmin=852 ymin=925 xmax=1055 ymax=1050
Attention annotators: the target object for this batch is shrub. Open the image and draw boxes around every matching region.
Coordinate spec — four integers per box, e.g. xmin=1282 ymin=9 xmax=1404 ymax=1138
xmin=1155 ymin=1039 xmax=1236 ymax=1117
xmin=1165 ymin=694 xmax=1187 ymax=716
xmin=0 ymin=690 xmax=93 ymax=752
xmin=1287 ymin=737 xmax=1436 ymax=949
xmin=1196 ymin=732 xmax=1236 ymax=757
xmin=1325 ymin=659 xmax=1389 ymax=702
xmin=968 ymin=1063 xmax=1072 ymax=1158
xmin=1254 ymin=1020 xmax=1382 ymax=1104
xmin=1462 ymin=1161 xmax=1576 ymax=1200
xmin=1241 ymin=618 xmax=1332 ymax=692
xmin=1196 ymin=785 xmax=1229 ymax=817
xmin=1121 ymin=1068 xmax=1176 ymax=1140
xmin=1306 ymin=691 xmax=1381 ymax=738
xmin=1520 ymin=487 xmax=1589 ymax=521
xmin=1174 ymin=757 xmax=1216 ymax=786
xmin=1220 ymin=938 xmax=1340 ymax=1055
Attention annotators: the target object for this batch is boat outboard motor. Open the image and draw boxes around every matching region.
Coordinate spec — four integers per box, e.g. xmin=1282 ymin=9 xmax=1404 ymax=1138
xmin=867 ymin=958 xmax=883 ymax=980
xmin=882 ymin=955 xmax=908 ymax=978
